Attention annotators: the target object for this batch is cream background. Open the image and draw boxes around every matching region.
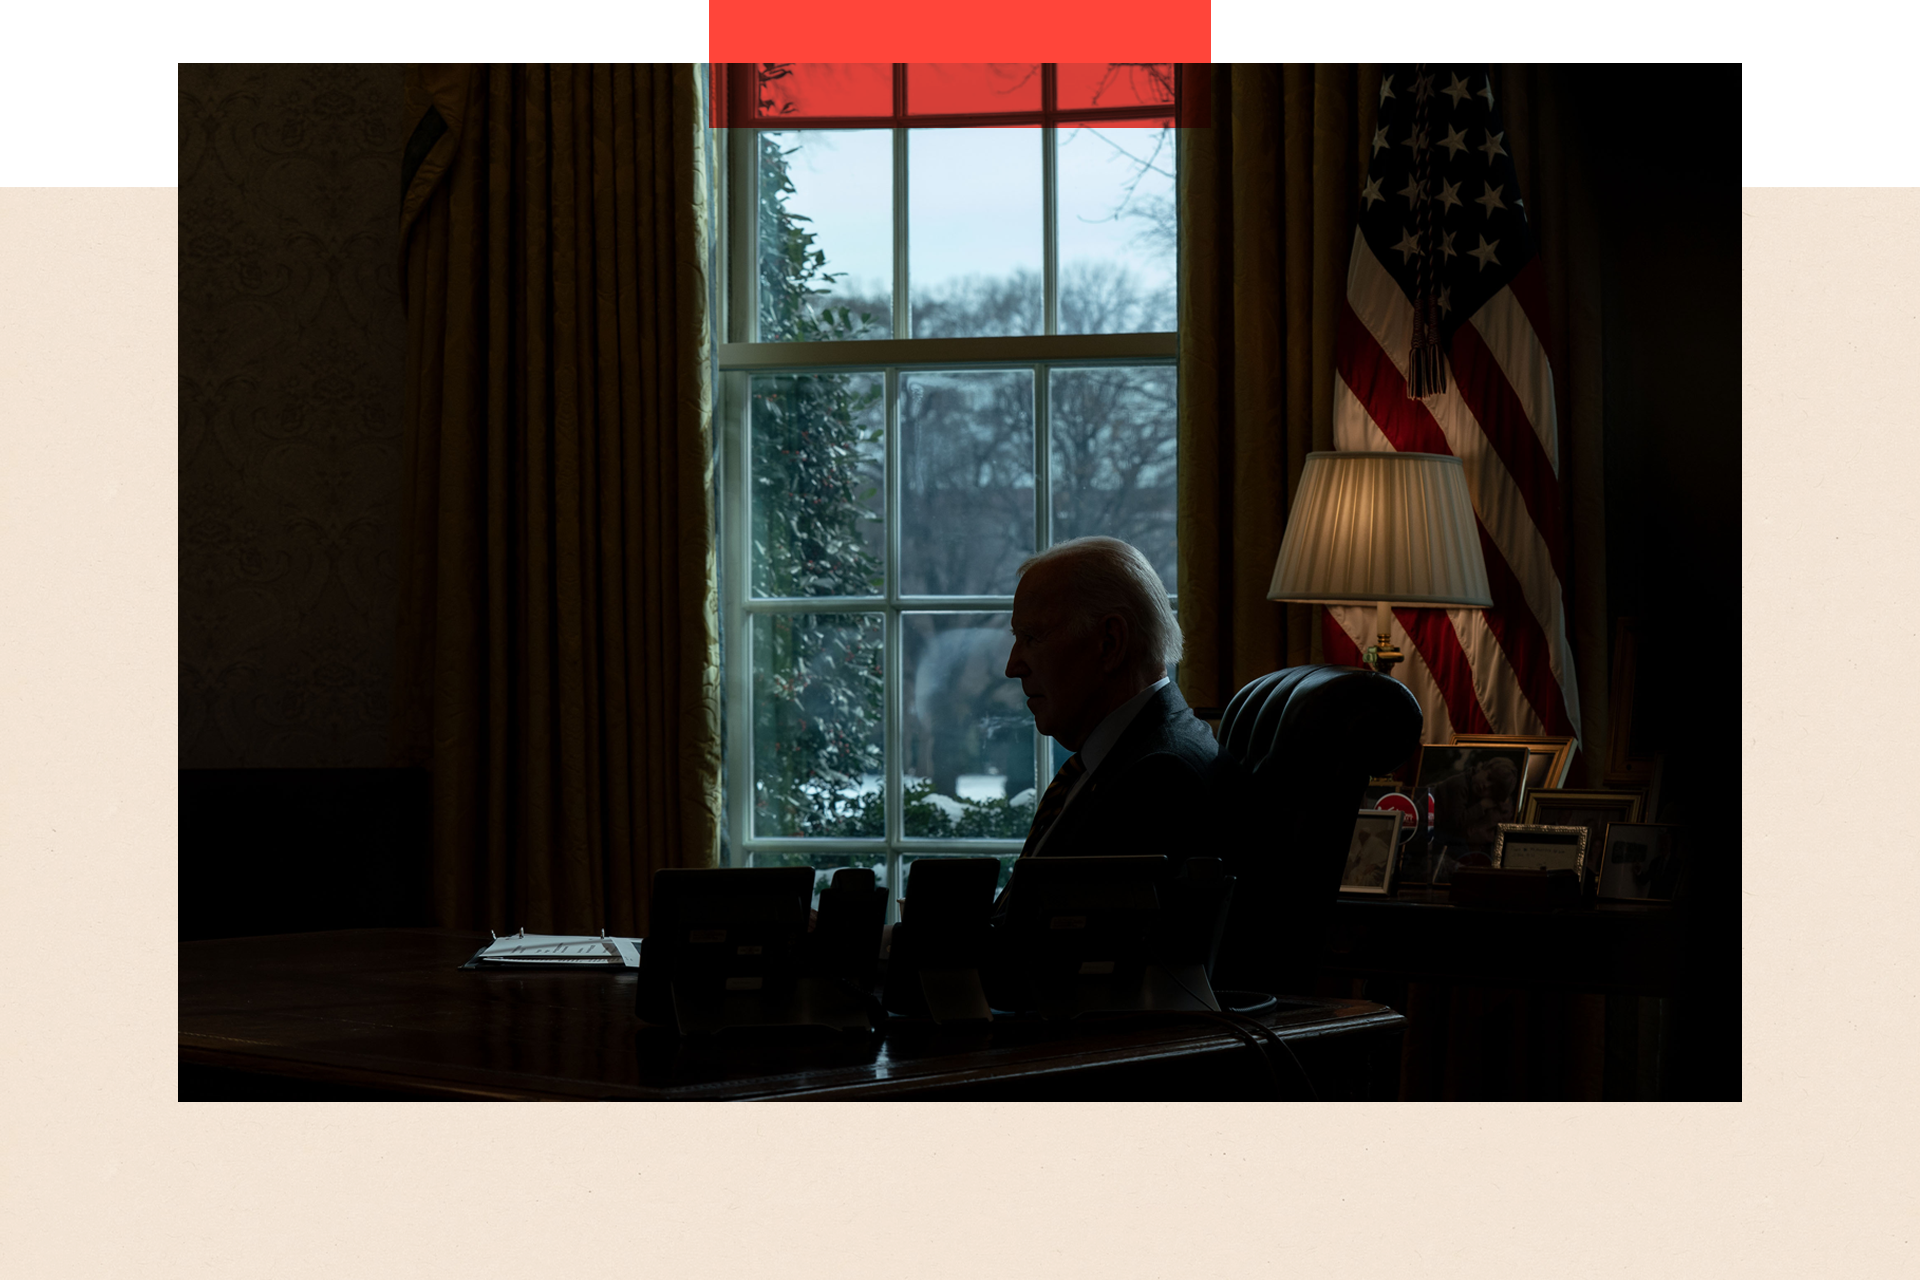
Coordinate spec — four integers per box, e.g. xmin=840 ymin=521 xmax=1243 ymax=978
xmin=1 ymin=176 xmax=1914 ymax=1277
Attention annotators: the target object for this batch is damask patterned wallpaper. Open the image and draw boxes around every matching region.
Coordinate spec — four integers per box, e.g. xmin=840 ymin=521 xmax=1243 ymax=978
xmin=180 ymin=65 xmax=408 ymax=767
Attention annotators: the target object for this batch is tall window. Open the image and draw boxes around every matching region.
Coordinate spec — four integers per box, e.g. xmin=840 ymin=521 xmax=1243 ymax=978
xmin=717 ymin=63 xmax=1182 ymax=906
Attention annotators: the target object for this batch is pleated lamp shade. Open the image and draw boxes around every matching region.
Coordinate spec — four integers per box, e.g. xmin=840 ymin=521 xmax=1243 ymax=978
xmin=1267 ymin=451 xmax=1493 ymax=607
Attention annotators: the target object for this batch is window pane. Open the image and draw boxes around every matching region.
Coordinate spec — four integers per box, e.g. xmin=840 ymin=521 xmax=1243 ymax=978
xmin=755 ymin=63 xmax=893 ymax=119
xmin=903 ymin=852 xmax=1019 ymax=903
xmin=1051 ymin=737 xmax=1074 ymax=775
xmin=899 ymin=370 xmax=1035 ymax=596
xmin=749 ymin=851 xmax=890 ymax=910
xmin=902 ymin=612 xmax=1037 ymax=840
xmin=1055 ymin=64 xmax=1176 ymax=111
xmin=1057 ymin=122 xmax=1176 ymax=334
xmin=906 ymin=63 xmax=1042 ymax=115
xmin=908 ymin=130 xmax=1042 ymax=338
xmin=751 ymin=612 xmax=885 ymax=838
xmin=1048 ymin=366 xmax=1178 ymax=592
xmin=758 ymin=131 xmax=893 ymax=341
xmin=749 ymin=372 xmax=885 ymax=598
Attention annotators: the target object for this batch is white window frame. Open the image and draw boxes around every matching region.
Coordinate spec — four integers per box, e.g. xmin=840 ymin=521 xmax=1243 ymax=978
xmin=715 ymin=112 xmax=1179 ymax=908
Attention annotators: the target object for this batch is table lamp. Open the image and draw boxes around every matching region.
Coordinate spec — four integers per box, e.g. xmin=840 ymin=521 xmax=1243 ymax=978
xmin=1267 ymin=451 xmax=1492 ymax=675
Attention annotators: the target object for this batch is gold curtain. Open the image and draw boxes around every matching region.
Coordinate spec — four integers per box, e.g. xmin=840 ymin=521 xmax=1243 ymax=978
xmin=1176 ymin=64 xmax=1609 ymax=776
xmin=1176 ymin=64 xmax=1379 ymax=711
xmin=393 ymin=64 xmax=721 ymax=934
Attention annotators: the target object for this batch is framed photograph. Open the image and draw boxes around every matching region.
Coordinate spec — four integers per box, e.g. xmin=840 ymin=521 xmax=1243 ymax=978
xmin=1340 ymin=810 xmax=1403 ymax=895
xmin=1492 ymin=823 xmax=1590 ymax=878
xmin=1597 ymin=823 xmax=1685 ymax=901
xmin=1412 ymin=743 xmax=1530 ymax=853
xmin=1520 ymin=788 xmax=1645 ymax=840
xmin=1450 ymin=734 xmax=1576 ymax=793
xmin=1520 ymin=789 xmax=1646 ymax=888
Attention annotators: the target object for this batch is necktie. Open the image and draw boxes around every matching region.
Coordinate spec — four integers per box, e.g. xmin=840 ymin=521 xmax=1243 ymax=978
xmin=1020 ymin=754 xmax=1086 ymax=858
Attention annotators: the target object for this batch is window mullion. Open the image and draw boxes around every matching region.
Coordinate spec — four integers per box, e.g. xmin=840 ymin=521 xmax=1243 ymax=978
xmin=1043 ymin=124 xmax=1058 ymax=337
xmin=887 ymin=108 xmax=905 ymax=903
xmin=720 ymin=369 xmax=753 ymax=864
xmin=741 ymin=596 xmax=887 ymax=614
xmin=1033 ymin=359 xmax=1052 ymax=799
xmin=884 ymin=364 xmax=903 ymax=910
xmin=893 ymin=127 xmax=910 ymax=342
xmin=885 ymin=604 xmax=903 ymax=909
xmin=729 ymin=122 xmax=757 ymax=344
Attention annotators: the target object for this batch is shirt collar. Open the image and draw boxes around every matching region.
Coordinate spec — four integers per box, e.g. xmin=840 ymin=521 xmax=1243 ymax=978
xmin=1075 ymin=676 xmax=1170 ymax=776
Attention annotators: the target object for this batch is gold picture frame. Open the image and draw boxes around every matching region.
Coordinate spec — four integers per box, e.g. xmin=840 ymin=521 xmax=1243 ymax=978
xmin=1451 ymin=733 xmax=1577 ymax=793
xmin=1491 ymin=823 xmax=1591 ymax=879
xmin=1520 ymin=789 xmax=1646 ymax=885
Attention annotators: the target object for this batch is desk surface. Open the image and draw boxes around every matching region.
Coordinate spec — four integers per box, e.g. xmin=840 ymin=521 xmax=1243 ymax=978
xmin=180 ymin=929 xmax=1404 ymax=1100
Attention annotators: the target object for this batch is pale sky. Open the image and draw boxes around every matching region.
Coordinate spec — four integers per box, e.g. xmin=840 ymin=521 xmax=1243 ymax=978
xmin=773 ymin=127 xmax=1175 ymax=304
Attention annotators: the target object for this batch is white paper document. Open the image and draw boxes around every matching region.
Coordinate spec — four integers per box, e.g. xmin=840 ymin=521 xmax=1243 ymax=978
xmin=465 ymin=932 xmax=642 ymax=968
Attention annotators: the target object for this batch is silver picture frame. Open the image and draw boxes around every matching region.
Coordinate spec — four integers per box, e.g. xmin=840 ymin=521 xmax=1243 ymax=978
xmin=1340 ymin=809 xmax=1404 ymax=895
xmin=1491 ymin=823 xmax=1591 ymax=879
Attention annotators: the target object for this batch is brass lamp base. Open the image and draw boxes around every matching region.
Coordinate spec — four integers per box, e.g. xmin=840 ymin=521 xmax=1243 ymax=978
xmin=1363 ymin=633 xmax=1403 ymax=675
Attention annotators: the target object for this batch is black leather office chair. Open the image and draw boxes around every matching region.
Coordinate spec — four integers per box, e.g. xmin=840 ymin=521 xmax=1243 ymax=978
xmin=1209 ymin=665 xmax=1424 ymax=995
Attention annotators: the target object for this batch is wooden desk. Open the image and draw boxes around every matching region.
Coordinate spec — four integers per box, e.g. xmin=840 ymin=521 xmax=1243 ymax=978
xmin=180 ymin=929 xmax=1405 ymax=1100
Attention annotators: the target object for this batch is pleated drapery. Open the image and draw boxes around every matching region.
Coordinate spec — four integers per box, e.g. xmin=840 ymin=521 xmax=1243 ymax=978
xmin=1177 ymin=64 xmax=1378 ymax=711
xmin=393 ymin=64 xmax=721 ymax=935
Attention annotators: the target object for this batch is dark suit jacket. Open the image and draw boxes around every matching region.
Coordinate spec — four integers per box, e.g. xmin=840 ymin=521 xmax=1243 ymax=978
xmin=1031 ymin=681 xmax=1219 ymax=864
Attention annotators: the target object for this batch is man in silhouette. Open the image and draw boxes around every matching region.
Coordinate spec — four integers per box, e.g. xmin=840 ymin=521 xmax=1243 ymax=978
xmin=974 ymin=538 xmax=1222 ymax=1013
xmin=1003 ymin=537 xmax=1217 ymax=863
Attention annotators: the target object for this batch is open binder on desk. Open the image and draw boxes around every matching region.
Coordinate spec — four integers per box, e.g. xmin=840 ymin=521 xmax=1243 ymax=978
xmin=461 ymin=931 xmax=642 ymax=970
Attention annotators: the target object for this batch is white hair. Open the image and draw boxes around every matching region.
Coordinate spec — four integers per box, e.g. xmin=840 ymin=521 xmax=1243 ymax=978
xmin=1018 ymin=537 xmax=1183 ymax=676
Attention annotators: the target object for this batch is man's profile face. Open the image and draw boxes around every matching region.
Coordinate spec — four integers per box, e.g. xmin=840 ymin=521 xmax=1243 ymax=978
xmin=1005 ymin=560 xmax=1108 ymax=750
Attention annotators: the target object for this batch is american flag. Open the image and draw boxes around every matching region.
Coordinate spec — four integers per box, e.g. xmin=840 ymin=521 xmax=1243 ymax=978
xmin=1323 ymin=64 xmax=1580 ymax=747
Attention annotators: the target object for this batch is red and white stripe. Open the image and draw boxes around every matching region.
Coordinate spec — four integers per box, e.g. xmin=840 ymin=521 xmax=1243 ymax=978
xmin=1324 ymin=229 xmax=1581 ymax=746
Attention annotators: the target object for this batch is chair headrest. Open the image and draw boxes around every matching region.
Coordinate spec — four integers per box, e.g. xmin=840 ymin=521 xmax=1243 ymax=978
xmin=1217 ymin=664 xmax=1423 ymax=780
